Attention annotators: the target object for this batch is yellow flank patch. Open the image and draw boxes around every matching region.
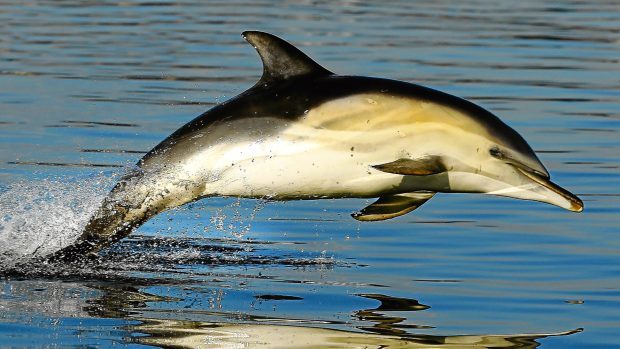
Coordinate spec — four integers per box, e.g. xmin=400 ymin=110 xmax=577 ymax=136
xmin=302 ymin=94 xmax=488 ymax=137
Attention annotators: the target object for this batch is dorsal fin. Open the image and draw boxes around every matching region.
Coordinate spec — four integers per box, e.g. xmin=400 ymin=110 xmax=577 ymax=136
xmin=242 ymin=31 xmax=333 ymax=85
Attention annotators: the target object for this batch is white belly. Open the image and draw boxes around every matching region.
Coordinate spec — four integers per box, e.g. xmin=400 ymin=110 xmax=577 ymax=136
xmin=203 ymin=140 xmax=407 ymax=199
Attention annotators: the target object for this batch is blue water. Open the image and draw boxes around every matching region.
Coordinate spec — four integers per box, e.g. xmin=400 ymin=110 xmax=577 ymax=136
xmin=1 ymin=1 xmax=619 ymax=348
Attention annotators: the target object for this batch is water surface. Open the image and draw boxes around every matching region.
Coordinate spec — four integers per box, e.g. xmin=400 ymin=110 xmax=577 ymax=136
xmin=1 ymin=1 xmax=619 ymax=348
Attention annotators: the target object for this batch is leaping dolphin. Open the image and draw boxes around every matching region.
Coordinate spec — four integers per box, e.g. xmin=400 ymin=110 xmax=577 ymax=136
xmin=50 ymin=31 xmax=583 ymax=261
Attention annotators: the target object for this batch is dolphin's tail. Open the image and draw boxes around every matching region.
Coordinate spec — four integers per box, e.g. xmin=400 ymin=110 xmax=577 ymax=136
xmin=46 ymin=196 xmax=141 ymax=262
xmin=45 ymin=168 xmax=204 ymax=262
xmin=45 ymin=169 xmax=155 ymax=262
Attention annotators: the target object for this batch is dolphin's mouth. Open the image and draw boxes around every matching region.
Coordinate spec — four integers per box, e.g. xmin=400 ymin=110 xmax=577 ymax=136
xmin=514 ymin=165 xmax=584 ymax=212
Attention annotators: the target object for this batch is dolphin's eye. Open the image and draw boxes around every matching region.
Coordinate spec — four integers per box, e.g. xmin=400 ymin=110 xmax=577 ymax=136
xmin=489 ymin=146 xmax=504 ymax=159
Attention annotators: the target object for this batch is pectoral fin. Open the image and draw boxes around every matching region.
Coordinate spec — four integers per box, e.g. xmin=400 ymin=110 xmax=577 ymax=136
xmin=372 ymin=156 xmax=445 ymax=176
xmin=352 ymin=192 xmax=436 ymax=221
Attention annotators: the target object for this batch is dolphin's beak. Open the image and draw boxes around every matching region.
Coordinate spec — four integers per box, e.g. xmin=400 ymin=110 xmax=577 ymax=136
xmin=514 ymin=166 xmax=583 ymax=212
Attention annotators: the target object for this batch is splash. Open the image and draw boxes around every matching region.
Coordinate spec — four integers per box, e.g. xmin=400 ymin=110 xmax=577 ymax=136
xmin=206 ymin=198 xmax=266 ymax=240
xmin=0 ymin=173 xmax=331 ymax=278
xmin=0 ymin=173 xmax=119 ymax=268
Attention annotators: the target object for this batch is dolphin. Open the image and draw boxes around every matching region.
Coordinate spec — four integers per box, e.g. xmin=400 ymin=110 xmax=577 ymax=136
xmin=49 ymin=31 xmax=583 ymax=261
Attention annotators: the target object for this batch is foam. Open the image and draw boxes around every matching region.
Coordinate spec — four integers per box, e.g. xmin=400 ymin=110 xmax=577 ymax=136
xmin=0 ymin=172 xmax=118 ymax=268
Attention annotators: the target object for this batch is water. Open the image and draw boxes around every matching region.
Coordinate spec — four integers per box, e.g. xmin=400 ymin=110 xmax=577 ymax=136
xmin=1 ymin=1 xmax=619 ymax=347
